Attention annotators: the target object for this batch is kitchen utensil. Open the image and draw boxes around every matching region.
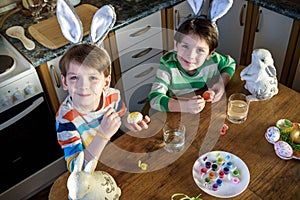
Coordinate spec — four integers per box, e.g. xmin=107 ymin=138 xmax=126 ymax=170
xmin=6 ymin=26 xmax=35 ymax=50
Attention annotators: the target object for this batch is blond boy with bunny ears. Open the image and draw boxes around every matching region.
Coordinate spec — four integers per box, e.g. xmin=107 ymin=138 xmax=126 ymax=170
xmin=55 ymin=0 xmax=150 ymax=173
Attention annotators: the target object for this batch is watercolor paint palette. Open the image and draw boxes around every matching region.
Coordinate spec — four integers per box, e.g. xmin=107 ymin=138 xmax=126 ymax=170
xmin=192 ymin=151 xmax=250 ymax=198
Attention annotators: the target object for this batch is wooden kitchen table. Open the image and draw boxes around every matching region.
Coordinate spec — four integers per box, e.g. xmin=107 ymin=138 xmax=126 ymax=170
xmin=49 ymin=66 xmax=300 ymax=200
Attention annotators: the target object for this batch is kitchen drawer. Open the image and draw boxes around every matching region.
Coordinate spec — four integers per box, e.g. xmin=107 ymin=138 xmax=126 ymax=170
xmin=117 ymin=32 xmax=163 ymax=74
xmin=124 ymin=80 xmax=154 ymax=113
xmin=115 ymin=52 xmax=161 ymax=112
xmin=115 ymin=11 xmax=162 ymax=52
xmin=118 ymin=52 xmax=162 ymax=91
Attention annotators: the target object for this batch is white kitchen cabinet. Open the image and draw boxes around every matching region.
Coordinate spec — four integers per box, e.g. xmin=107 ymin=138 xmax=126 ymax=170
xmin=173 ymin=0 xmax=193 ymax=31
xmin=115 ymin=11 xmax=162 ymax=52
xmin=117 ymin=32 xmax=163 ymax=75
xmin=115 ymin=53 xmax=162 ymax=112
xmin=218 ymin=1 xmax=293 ymax=80
xmin=217 ymin=0 xmax=248 ymax=64
xmin=251 ymin=6 xmax=293 ymax=79
xmin=164 ymin=1 xmax=193 ymax=51
xmin=113 ymin=10 xmax=164 ymax=112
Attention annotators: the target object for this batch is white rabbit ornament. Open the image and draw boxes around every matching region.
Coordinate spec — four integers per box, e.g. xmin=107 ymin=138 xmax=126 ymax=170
xmin=240 ymin=49 xmax=278 ymax=101
xmin=67 ymin=151 xmax=121 ymax=200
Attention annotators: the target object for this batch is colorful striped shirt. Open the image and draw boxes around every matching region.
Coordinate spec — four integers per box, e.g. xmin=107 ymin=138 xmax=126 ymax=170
xmin=149 ymin=51 xmax=236 ymax=111
xmin=55 ymin=87 xmax=126 ymax=171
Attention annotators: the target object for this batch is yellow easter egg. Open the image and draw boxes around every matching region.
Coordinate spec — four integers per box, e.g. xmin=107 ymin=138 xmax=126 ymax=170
xmin=127 ymin=112 xmax=143 ymax=124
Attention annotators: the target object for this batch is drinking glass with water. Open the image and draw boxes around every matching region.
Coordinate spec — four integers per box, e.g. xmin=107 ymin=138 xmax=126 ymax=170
xmin=163 ymin=123 xmax=185 ymax=153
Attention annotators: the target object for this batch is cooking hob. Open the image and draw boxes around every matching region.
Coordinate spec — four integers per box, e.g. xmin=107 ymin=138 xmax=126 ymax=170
xmin=0 ymin=34 xmax=34 ymax=87
xmin=0 ymin=34 xmax=43 ymax=113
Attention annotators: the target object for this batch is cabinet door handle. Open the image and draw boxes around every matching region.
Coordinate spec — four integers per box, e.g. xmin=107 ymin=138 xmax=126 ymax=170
xmin=255 ymin=10 xmax=262 ymax=32
xmin=50 ymin=64 xmax=61 ymax=88
xmin=239 ymin=4 xmax=246 ymax=26
xmin=134 ymin=67 xmax=154 ymax=78
xmin=132 ymin=48 xmax=152 ymax=59
xmin=175 ymin=9 xmax=180 ymax=30
xmin=129 ymin=25 xmax=151 ymax=37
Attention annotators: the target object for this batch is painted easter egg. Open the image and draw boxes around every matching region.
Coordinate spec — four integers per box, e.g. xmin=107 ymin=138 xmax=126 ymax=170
xmin=265 ymin=126 xmax=280 ymax=144
xmin=203 ymin=90 xmax=215 ymax=102
xmin=274 ymin=141 xmax=293 ymax=160
xmin=127 ymin=112 xmax=143 ymax=124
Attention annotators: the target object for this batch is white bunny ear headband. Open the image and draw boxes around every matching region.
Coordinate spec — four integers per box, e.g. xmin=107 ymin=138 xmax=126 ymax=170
xmin=186 ymin=0 xmax=233 ymax=31
xmin=56 ymin=0 xmax=116 ymax=47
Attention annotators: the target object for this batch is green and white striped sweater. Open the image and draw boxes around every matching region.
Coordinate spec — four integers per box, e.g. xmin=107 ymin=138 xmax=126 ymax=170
xmin=149 ymin=51 xmax=236 ymax=112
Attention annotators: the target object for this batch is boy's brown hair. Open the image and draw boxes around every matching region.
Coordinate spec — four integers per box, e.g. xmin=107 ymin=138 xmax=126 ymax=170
xmin=174 ymin=18 xmax=218 ymax=53
xmin=59 ymin=43 xmax=111 ymax=77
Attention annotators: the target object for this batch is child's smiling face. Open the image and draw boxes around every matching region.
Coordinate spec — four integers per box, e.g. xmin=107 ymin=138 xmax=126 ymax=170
xmin=62 ymin=60 xmax=111 ymax=112
xmin=175 ymin=33 xmax=212 ymax=75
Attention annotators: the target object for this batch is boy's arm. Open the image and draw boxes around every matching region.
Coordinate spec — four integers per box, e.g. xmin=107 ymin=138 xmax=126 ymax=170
xmin=210 ymin=54 xmax=236 ymax=102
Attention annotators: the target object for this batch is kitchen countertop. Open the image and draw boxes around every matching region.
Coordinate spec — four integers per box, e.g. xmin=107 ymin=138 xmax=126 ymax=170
xmin=0 ymin=0 xmax=299 ymax=67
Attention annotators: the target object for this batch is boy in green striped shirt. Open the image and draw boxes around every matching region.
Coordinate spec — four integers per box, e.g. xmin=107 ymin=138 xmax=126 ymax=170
xmin=149 ymin=18 xmax=236 ymax=114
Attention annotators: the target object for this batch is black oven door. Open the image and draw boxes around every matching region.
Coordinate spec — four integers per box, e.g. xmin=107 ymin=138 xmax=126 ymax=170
xmin=0 ymin=93 xmax=63 ymax=193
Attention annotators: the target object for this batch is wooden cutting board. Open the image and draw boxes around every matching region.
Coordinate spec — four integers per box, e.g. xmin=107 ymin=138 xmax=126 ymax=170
xmin=28 ymin=4 xmax=98 ymax=49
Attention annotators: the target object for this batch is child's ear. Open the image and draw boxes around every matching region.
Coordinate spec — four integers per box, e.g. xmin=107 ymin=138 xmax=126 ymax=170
xmin=174 ymin=41 xmax=179 ymax=51
xmin=103 ymin=75 xmax=111 ymax=91
xmin=61 ymin=75 xmax=68 ymax=90
xmin=206 ymin=49 xmax=216 ymax=60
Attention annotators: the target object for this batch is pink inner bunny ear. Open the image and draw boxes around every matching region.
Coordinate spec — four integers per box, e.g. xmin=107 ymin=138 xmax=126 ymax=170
xmin=56 ymin=0 xmax=83 ymax=43
xmin=187 ymin=0 xmax=204 ymax=15
xmin=209 ymin=0 xmax=233 ymax=22
xmin=90 ymin=5 xmax=116 ymax=45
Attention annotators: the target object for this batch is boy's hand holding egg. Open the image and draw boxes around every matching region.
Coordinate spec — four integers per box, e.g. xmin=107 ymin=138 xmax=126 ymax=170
xmin=127 ymin=112 xmax=143 ymax=124
xmin=203 ymin=90 xmax=215 ymax=102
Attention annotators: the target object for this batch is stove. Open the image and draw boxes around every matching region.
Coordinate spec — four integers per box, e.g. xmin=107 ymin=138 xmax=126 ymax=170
xmin=0 ymin=34 xmax=43 ymax=113
xmin=0 ymin=34 xmax=66 ymax=200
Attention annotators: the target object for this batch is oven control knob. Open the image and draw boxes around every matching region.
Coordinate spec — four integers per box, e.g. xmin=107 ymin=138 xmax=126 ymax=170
xmin=24 ymin=85 xmax=35 ymax=95
xmin=13 ymin=90 xmax=24 ymax=101
xmin=1 ymin=96 xmax=12 ymax=107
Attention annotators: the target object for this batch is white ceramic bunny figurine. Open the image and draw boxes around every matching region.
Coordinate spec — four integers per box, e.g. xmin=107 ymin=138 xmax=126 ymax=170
xmin=240 ymin=48 xmax=278 ymax=101
xmin=56 ymin=1 xmax=120 ymax=199
xmin=67 ymin=151 xmax=121 ymax=200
